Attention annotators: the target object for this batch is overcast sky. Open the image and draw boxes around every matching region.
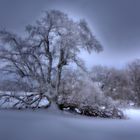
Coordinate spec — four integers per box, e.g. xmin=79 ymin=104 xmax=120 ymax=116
xmin=0 ymin=0 xmax=140 ymax=68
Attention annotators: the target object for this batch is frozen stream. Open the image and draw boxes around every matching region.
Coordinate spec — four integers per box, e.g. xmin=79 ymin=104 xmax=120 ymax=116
xmin=0 ymin=109 xmax=140 ymax=140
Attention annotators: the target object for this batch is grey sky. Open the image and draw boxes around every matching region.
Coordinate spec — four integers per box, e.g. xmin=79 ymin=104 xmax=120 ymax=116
xmin=0 ymin=0 xmax=140 ymax=68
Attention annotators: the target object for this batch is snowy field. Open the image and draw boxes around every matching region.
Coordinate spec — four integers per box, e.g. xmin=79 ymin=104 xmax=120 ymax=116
xmin=0 ymin=109 xmax=140 ymax=140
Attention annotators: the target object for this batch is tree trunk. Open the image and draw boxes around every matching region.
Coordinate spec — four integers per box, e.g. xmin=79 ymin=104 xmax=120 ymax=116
xmin=47 ymin=55 xmax=52 ymax=84
xmin=56 ymin=48 xmax=66 ymax=98
xmin=56 ymin=65 xmax=62 ymax=96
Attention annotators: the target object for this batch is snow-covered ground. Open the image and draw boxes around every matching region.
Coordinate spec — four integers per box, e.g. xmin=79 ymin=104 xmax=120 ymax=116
xmin=0 ymin=109 xmax=140 ymax=140
xmin=123 ymin=108 xmax=140 ymax=120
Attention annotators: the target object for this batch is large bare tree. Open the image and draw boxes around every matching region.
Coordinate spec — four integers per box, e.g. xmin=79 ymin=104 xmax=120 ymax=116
xmin=0 ymin=10 xmax=102 ymax=107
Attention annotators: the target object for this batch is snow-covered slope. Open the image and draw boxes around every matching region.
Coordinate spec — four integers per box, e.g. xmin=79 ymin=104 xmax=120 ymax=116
xmin=0 ymin=109 xmax=140 ymax=140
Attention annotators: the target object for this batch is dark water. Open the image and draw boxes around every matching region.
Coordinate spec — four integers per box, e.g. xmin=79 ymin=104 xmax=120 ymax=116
xmin=0 ymin=110 xmax=140 ymax=140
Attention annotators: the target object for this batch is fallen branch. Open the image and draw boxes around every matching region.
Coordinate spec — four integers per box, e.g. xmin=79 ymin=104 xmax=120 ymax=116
xmin=0 ymin=92 xmax=50 ymax=109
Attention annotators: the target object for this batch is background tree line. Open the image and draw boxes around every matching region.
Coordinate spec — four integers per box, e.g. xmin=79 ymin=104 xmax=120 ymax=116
xmin=90 ymin=59 xmax=140 ymax=107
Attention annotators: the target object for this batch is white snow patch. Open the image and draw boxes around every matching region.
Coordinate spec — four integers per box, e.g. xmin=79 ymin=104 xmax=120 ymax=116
xmin=75 ymin=108 xmax=81 ymax=114
xmin=123 ymin=109 xmax=140 ymax=120
xmin=63 ymin=107 xmax=70 ymax=111
xmin=38 ymin=98 xmax=50 ymax=107
xmin=100 ymin=106 xmax=106 ymax=110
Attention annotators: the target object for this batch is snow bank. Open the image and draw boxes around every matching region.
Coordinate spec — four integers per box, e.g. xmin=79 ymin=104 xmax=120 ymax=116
xmin=123 ymin=108 xmax=140 ymax=120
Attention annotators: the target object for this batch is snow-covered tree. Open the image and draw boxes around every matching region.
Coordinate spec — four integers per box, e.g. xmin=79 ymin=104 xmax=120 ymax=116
xmin=0 ymin=10 xmax=102 ymax=106
xmin=90 ymin=65 xmax=133 ymax=103
xmin=127 ymin=59 xmax=140 ymax=105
